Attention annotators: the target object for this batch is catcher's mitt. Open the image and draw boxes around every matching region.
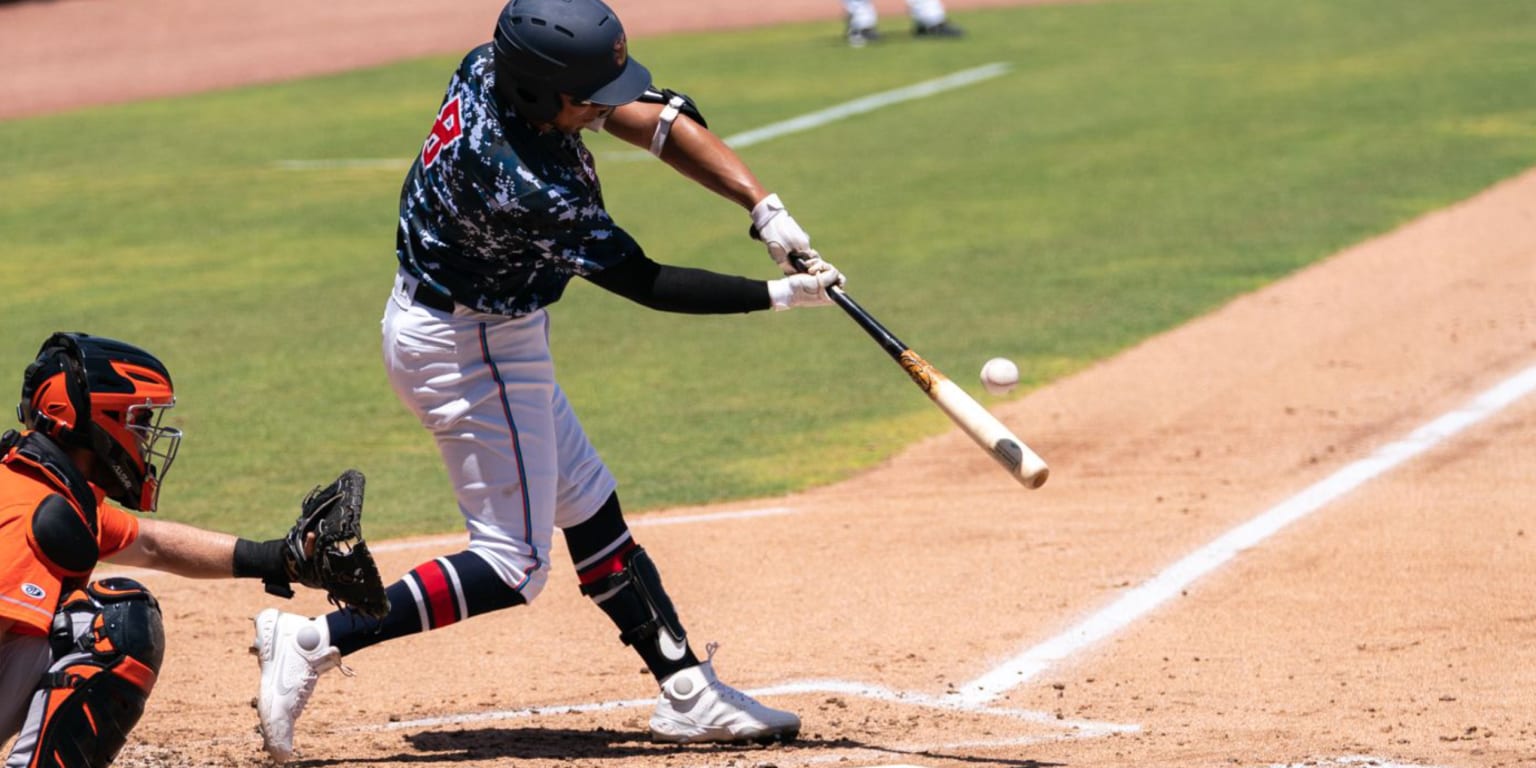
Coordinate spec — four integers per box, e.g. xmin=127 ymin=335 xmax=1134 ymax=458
xmin=264 ymin=469 xmax=390 ymax=620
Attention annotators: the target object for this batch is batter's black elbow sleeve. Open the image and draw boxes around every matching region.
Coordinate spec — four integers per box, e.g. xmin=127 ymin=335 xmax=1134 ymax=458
xmin=585 ymin=253 xmax=771 ymax=314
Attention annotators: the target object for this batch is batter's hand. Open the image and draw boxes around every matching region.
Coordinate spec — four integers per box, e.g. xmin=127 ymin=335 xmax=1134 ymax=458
xmin=750 ymin=193 xmax=815 ymax=276
xmin=768 ymin=267 xmax=844 ymax=310
xmin=786 ymin=249 xmax=843 ymax=284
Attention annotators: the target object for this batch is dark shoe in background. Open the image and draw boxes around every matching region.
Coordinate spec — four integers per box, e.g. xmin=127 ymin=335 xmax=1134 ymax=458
xmin=914 ymin=20 xmax=965 ymax=38
xmin=847 ymin=24 xmax=881 ymax=47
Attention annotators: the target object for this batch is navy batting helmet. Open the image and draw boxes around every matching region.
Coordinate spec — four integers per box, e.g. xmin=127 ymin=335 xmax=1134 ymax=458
xmin=492 ymin=0 xmax=652 ymax=123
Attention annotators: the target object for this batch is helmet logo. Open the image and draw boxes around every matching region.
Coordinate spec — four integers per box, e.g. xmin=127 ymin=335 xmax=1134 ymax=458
xmin=613 ymin=33 xmax=628 ymax=67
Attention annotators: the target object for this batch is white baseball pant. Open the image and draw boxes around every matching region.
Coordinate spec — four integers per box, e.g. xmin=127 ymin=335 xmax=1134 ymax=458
xmin=383 ymin=269 xmax=617 ymax=602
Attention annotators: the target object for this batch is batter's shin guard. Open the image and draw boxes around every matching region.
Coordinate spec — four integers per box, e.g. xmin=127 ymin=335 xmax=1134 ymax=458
xmin=579 ymin=546 xmax=699 ymax=680
xmin=6 ymin=578 xmax=164 ymax=768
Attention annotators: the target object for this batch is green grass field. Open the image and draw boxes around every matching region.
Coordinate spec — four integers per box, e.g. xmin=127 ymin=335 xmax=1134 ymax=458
xmin=2 ymin=0 xmax=1534 ymax=538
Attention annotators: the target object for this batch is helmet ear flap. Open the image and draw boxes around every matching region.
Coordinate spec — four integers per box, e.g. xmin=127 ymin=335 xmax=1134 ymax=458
xmin=19 ymin=333 xmax=93 ymax=442
xmin=491 ymin=29 xmax=562 ymax=124
xmin=57 ymin=336 xmax=93 ymax=440
xmin=506 ymin=82 xmax=562 ymax=124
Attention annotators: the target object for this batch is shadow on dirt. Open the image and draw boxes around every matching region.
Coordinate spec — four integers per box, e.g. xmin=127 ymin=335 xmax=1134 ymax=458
xmin=283 ymin=726 xmax=1067 ymax=767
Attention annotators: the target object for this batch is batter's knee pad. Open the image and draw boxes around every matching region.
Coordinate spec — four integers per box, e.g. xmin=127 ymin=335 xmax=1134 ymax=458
xmin=24 ymin=578 xmax=165 ymax=767
xmin=579 ymin=547 xmax=688 ymax=659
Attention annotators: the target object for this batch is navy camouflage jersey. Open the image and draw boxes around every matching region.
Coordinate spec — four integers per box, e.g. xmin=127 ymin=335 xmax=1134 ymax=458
xmin=396 ymin=43 xmax=641 ymax=316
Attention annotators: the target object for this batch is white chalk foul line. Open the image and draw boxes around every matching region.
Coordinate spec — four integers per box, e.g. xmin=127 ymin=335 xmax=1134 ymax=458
xmin=720 ymin=62 xmax=1010 ymax=150
xmin=954 ymin=362 xmax=1536 ymax=705
xmin=276 ymin=62 xmax=1011 ymax=170
xmin=369 ymin=677 xmax=1136 ymax=736
xmin=602 ymin=62 xmax=1010 ymax=163
xmin=1266 ymin=758 xmax=1448 ymax=768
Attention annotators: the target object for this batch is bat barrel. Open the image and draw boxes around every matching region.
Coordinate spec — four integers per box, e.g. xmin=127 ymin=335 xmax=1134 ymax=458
xmin=794 ymin=252 xmax=1050 ymax=490
xmin=928 ymin=376 xmax=1050 ymax=489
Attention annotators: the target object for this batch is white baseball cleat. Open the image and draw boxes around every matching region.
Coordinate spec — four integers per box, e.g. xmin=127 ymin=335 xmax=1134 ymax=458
xmin=649 ymin=646 xmax=800 ymax=745
xmin=251 ymin=608 xmax=345 ymax=763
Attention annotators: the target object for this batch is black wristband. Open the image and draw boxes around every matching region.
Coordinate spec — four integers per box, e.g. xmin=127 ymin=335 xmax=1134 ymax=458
xmin=233 ymin=537 xmax=289 ymax=581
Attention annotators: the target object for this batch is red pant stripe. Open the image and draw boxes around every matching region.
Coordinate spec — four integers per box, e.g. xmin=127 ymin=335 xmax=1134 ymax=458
xmin=415 ymin=561 xmax=460 ymax=628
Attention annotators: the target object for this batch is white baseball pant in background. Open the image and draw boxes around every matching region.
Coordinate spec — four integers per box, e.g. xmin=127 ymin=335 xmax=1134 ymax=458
xmin=843 ymin=0 xmax=949 ymax=29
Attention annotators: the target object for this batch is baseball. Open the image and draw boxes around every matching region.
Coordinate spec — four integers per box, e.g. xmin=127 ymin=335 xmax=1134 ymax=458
xmin=980 ymin=357 xmax=1019 ymax=395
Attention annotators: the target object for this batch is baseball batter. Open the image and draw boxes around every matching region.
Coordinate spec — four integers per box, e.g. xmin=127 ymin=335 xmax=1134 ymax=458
xmin=0 ymin=333 xmax=353 ymax=768
xmin=251 ymin=0 xmax=843 ymax=762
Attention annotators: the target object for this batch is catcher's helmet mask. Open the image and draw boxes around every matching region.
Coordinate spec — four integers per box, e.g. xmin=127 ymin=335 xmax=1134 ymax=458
xmin=492 ymin=0 xmax=652 ymax=124
xmin=18 ymin=332 xmax=182 ymax=512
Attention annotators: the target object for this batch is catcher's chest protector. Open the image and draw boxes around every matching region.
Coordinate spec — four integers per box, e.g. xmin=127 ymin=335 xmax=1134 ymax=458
xmin=5 ymin=578 xmax=164 ymax=768
xmin=3 ymin=436 xmax=101 ymax=577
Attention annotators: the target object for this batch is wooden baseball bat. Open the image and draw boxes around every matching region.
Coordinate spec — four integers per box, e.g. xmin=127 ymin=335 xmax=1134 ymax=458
xmin=794 ymin=256 xmax=1050 ymax=489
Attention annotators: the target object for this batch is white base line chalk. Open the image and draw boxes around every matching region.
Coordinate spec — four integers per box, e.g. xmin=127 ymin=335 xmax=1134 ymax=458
xmin=954 ymin=362 xmax=1536 ymax=705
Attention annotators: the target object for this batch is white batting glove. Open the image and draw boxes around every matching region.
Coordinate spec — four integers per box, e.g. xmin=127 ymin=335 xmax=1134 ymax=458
xmin=768 ymin=267 xmax=844 ymax=310
xmin=790 ymin=248 xmax=841 ymax=280
xmin=751 ymin=193 xmax=814 ymax=276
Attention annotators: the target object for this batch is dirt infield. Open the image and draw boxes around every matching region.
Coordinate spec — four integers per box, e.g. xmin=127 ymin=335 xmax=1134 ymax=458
xmin=3 ymin=1 xmax=1534 ymax=767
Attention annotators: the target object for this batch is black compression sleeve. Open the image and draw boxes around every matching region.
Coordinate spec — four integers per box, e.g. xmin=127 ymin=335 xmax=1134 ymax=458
xmin=584 ymin=252 xmax=771 ymax=314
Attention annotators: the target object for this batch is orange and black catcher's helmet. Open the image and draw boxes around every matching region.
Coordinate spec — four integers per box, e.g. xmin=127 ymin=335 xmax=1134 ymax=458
xmin=17 ymin=332 xmax=182 ymax=511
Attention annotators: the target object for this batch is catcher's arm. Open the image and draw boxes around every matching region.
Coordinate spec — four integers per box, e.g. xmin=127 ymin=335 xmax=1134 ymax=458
xmin=262 ymin=469 xmax=390 ymax=620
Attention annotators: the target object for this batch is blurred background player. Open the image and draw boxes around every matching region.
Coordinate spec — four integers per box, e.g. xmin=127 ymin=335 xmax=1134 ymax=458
xmin=248 ymin=0 xmax=845 ymax=762
xmin=0 ymin=332 xmax=340 ymax=767
xmin=843 ymin=0 xmax=965 ymax=46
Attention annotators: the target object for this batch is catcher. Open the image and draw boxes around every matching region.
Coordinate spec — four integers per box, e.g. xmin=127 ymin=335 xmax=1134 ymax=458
xmin=0 ymin=332 xmax=386 ymax=767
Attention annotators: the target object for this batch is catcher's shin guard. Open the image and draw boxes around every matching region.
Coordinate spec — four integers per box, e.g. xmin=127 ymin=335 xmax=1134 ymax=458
xmin=6 ymin=578 xmax=164 ymax=768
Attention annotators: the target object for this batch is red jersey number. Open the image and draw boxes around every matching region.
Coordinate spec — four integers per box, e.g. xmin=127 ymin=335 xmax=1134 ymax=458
xmin=422 ymin=97 xmax=464 ymax=168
